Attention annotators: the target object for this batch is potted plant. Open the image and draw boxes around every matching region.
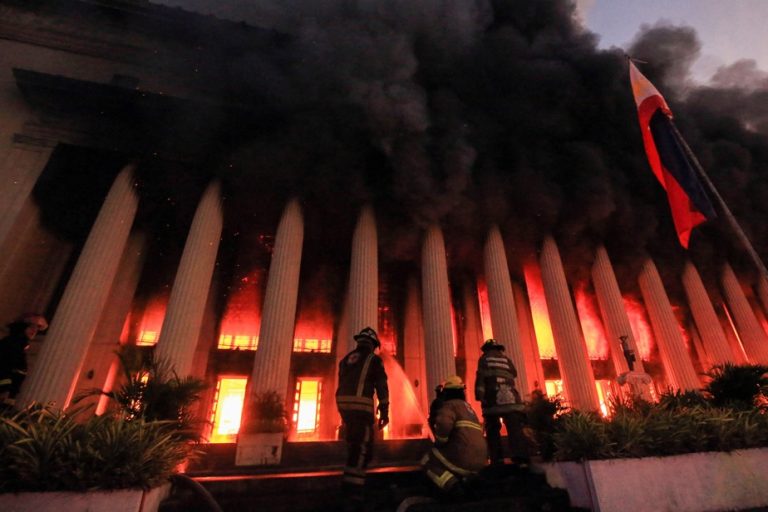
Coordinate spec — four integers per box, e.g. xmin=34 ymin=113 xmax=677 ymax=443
xmin=0 ymin=405 xmax=192 ymax=512
xmin=235 ymin=390 xmax=289 ymax=466
xmin=0 ymin=349 xmax=207 ymax=512
xmin=533 ymin=364 xmax=768 ymax=512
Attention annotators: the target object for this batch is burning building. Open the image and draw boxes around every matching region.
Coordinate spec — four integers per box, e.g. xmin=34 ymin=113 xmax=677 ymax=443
xmin=2 ymin=0 xmax=768 ymax=451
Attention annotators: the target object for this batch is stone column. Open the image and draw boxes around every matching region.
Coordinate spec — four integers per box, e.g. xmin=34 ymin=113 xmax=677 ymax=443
xmin=74 ymin=232 xmax=147 ymax=408
xmin=403 ymin=276 xmax=428 ymax=415
xmin=248 ymin=199 xmax=304 ymax=398
xmin=539 ymin=236 xmax=599 ymax=411
xmin=757 ymin=277 xmax=768 ymax=319
xmin=421 ymin=225 xmax=456 ymax=395
xmin=346 ymin=205 xmax=378 ymax=354
xmin=638 ymin=259 xmax=700 ymax=390
xmin=682 ymin=262 xmax=736 ymax=366
xmin=462 ymin=278 xmax=484 ymax=411
xmin=592 ymin=245 xmax=645 ymax=375
xmin=483 ymin=225 xmax=529 ymax=397
xmin=155 ymin=181 xmax=223 ymax=377
xmin=512 ymin=282 xmax=546 ymax=393
xmin=0 ymin=142 xmax=53 ymax=254
xmin=17 ymin=165 xmax=138 ymax=408
xmin=721 ymin=263 xmax=768 ymax=363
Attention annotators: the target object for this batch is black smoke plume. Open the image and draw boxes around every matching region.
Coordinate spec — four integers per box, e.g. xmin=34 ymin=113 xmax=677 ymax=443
xmin=149 ymin=0 xmax=768 ymax=302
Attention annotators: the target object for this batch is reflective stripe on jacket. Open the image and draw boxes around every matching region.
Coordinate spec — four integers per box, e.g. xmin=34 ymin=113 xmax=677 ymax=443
xmin=475 ymin=348 xmax=524 ymax=414
xmin=336 ymin=346 xmax=388 ymax=416
xmin=423 ymin=398 xmax=487 ymax=489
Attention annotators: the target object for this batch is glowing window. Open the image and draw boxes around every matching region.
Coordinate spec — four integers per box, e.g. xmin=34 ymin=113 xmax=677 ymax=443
xmin=595 ymin=380 xmax=613 ymax=417
xmin=217 ymin=334 xmax=259 ymax=350
xmin=545 ymin=379 xmax=563 ymax=398
xmin=292 ymin=338 xmax=332 ymax=353
xmin=137 ymin=330 xmax=158 ymax=346
xmin=209 ymin=376 xmax=247 ymax=443
xmin=292 ymin=378 xmax=322 ymax=439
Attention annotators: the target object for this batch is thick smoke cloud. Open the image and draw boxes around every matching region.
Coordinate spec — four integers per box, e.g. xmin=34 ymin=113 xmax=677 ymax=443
xmin=159 ymin=0 xmax=768 ymax=297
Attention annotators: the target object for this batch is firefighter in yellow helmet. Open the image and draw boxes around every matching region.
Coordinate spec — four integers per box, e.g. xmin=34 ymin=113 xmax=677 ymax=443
xmin=421 ymin=375 xmax=487 ymax=496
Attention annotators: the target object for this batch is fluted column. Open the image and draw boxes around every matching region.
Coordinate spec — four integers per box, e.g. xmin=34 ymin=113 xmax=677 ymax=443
xmin=403 ymin=276 xmax=428 ymax=415
xmin=539 ymin=236 xmax=599 ymax=410
xmin=592 ymin=245 xmax=645 ymax=375
xmin=757 ymin=277 xmax=768 ymax=318
xmin=512 ymin=282 xmax=545 ymax=393
xmin=721 ymin=263 xmax=768 ymax=363
xmin=347 ymin=205 xmax=378 ymax=354
xmin=484 ymin=225 xmax=529 ymax=397
xmin=248 ymin=199 xmax=304 ymax=399
xmin=75 ymin=232 xmax=147 ymax=408
xmin=421 ymin=225 xmax=456 ymax=395
xmin=0 ymin=143 xmax=53 ymax=253
xmin=18 ymin=165 xmax=138 ymax=408
xmin=155 ymin=181 xmax=223 ymax=377
xmin=638 ymin=259 xmax=700 ymax=390
xmin=462 ymin=279 xmax=484 ymax=411
xmin=682 ymin=262 xmax=736 ymax=366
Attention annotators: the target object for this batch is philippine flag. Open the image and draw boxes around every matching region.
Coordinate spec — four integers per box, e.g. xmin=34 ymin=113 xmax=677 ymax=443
xmin=629 ymin=61 xmax=716 ymax=248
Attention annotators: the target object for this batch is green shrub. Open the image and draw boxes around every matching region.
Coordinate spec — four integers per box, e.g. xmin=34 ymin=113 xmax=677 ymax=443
xmin=705 ymin=363 xmax=768 ymax=410
xmin=0 ymin=405 xmax=192 ymax=492
xmin=242 ymin=390 xmax=289 ymax=434
xmin=73 ymin=348 xmax=207 ymax=441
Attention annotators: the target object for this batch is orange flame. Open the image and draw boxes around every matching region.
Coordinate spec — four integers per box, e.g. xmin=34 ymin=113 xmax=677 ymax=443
xmin=378 ymin=303 xmax=397 ymax=355
xmin=136 ymin=295 xmax=168 ymax=346
xmin=293 ymin=298 xmax=334 ymax=353
xmin=623 ymin=296 xmax=653 ymax=360
xmin=574 ymin=286 xmax=609 ymax=360
xmin=523 ymin=262 xmax=557 ymax=359
xmin=476 ymin=277 xmax=494 ymax=340
xmin=218 ymin=270 xmax=263 ymax=349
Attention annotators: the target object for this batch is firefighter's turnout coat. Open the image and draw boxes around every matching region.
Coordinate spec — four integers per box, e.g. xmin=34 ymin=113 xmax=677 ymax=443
xmin=422 ymin=398 xmax=487 ymax=491
xmin=335 ymin=344 xmax=389 ymax=417
xmin=475 ymin=347 xmax=524 ymax=415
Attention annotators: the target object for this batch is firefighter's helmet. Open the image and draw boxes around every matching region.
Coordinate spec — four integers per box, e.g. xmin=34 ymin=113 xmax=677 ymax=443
xmin=443 ymin=375 xmax=465 ymax=390
xmin=354 ymin=327 xmax=381 ymax=349
xmin=481 ymin=338 xmax=504 ymax=352
xmin=14 ymin=313 xmax=48 ymax=331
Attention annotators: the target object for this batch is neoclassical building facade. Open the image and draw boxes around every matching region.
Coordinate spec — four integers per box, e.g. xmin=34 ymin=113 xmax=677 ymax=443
xmin=1 ymin=0 xmax=767 ymax=447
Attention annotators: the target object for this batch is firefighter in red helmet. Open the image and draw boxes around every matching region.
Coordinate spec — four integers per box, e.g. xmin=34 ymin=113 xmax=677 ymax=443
xmin=335 ymin=327 xmax=389 ymax=512
xmin=475 ymin=338 xmax=530 ymax=466
xmin=421 ymin=375 xmax=487 ymax=496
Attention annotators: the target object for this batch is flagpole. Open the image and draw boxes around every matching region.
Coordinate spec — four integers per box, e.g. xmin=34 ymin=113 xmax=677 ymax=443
xmin=668 ymin=121 xmax=768 ymax=281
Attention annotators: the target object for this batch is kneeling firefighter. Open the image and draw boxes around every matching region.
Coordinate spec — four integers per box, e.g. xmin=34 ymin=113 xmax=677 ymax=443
xmin=422 ymin=375 xmax=487 ymax=494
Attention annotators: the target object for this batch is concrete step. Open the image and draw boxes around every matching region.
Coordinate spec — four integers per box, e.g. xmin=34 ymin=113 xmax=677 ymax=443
xmin=160 ymin=464 xmax=573 ymax=512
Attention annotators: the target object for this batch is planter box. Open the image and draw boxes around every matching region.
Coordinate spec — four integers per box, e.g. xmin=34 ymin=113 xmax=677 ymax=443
xmin=235 ymin=432 xmax=284 ymax=466
xmin=536 ymin=448 xmax=768 ymax=512
xmin=0 ymin=483 xmax=171 ymax=512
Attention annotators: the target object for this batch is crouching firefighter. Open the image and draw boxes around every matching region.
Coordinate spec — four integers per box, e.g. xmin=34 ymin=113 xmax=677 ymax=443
xmin=475 ymin=338 xmax=529 ymax=466
xmin=422 ymin=375 xmax=487 ymax=496
xmin=335 ymin=327 xmax=389 ymax=511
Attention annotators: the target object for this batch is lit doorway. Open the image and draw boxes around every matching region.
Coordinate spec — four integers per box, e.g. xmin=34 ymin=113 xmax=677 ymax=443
xmin=292 ymin=377 xmax=322 ymax=441
xmin=209 ymin=376 xmax=247 ymax=443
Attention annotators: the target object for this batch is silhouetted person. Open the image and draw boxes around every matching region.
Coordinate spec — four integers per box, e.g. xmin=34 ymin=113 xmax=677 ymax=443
xmin=428 ymin=384 xmax=444 ymax=435
xmin=475 ymin=338 xmax=529 ymax=467
xmin=0 ymin=313 xmax=47 ymax=406
xmin=336 ymin=327 xmax=389 ymax=512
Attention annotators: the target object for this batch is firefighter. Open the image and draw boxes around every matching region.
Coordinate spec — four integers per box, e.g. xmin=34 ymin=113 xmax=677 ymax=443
xmin=335 ymin=327 xmax=389 ymax=512
xmin=475 ymin=338 xmax=529 ymax=466
xmin=422 ymin=375 xmax=487 ymax=496
xmin=0 ymin=313 xmax=48 ymax=406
